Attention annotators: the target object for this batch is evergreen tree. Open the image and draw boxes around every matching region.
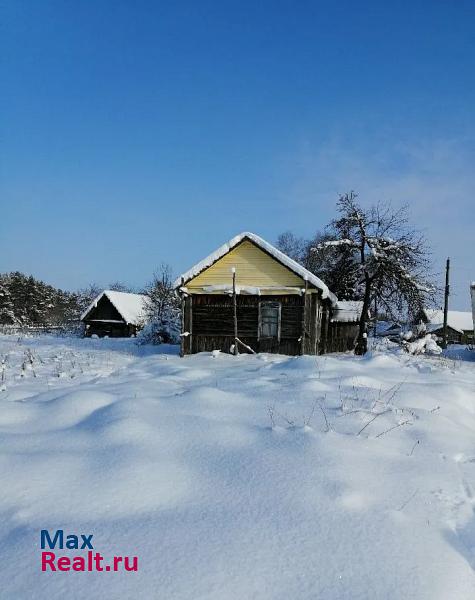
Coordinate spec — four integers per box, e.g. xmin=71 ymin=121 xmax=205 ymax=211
xmin=0 ymin=275 xmax=16 ymax=324
xmin=0 ymin=272 xmax=85 ymax=328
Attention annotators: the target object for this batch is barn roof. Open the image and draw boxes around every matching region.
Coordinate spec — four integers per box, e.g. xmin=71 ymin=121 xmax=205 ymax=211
xmin=174 ymin=231 xmax=338 ymax=305
xmin=423 ymin=308 xmax=473 ymax=334
xmin=81 ymin=290 xmax=148 ymax=325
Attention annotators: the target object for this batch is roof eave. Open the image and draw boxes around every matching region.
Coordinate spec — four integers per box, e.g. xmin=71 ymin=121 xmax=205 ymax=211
xmin=174 ymin=232 xmax=338 ymax=305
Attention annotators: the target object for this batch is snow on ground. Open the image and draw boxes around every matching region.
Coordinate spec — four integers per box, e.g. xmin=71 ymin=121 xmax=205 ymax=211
xmin=0 ymin=334 xmax=474 ymax=599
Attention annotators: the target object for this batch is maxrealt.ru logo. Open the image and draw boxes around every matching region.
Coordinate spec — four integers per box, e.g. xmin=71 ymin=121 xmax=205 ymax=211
xmin=40 ymin=530 xmax=138 ymax=572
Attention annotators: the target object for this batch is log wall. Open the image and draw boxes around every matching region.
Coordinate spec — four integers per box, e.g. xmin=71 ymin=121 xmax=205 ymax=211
xmin=327 ymin=321 xmax=359 ymax=352
xmin=185 ymin=294 xmax=304 ymax=355
xmin=183 ymin=293 xmax=359 ymax=355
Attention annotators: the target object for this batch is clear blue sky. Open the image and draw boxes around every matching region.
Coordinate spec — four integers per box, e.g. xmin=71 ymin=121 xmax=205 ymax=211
xmin=2 ymin=1 xmax=474 ymax=309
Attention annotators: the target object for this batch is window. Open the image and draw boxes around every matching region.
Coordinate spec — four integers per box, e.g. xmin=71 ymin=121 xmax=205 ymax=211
xmin=258 ymin=301 xmax=281 ymax=340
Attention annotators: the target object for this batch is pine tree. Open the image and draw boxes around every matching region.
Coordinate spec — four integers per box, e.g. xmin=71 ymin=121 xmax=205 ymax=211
xmin=0 ymin=275 xmax=16 ymax=325
xmin=0 ymin=272 xmax=85 ymax=328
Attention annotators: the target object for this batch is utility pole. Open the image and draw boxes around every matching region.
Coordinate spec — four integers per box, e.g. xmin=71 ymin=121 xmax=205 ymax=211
xmin=441 ymin=258 xmax=450 ymax=349
xmin=232 ymin=267 xmax=238 ymax=355
xmin=373 ymin=295 xmax=377 ymax=338
xmin=180 ymin=277 xmax=185 ymax=357
xmin=300 ymin=277 xmax=308 ymax=355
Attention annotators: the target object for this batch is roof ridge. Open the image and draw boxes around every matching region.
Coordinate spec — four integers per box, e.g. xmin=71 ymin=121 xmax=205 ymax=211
xmin=81 ymin=290 xmax=147 ymax=324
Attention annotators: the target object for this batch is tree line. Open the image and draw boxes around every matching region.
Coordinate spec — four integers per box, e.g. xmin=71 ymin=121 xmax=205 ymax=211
xmin=0 ymin=272 xmax=85 ymax=327
xmin=0 ymin=275 xmax=146 ymax=328
xmin=0 ymin=269 xmax=180 ymax=343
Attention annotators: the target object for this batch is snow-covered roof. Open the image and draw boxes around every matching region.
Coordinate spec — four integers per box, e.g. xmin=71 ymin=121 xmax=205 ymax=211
xmin=331 ymin=300 xmax=363 ymax=323
xmin=174 ymin=232 xmax=338 ymax=305
xmin=424 ymin=323 xmax=468 ymax=337
xmin=81 ymin=290 xmax=148 ymax=325
xmin=423 ymin=308 xmax=473 ymax=334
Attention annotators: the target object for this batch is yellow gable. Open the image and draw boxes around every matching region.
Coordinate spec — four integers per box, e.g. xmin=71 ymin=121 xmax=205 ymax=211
xmin=187 ymin=240 xmax=305 ymax=290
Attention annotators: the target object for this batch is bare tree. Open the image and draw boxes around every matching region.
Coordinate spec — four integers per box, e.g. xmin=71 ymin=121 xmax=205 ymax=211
xmin=276 ymin=231 xmax=307 ymax=264
xmin=315 ymin=192 xmax=434 ymax=355
xmin=75 ymin=283 xmax=103 ymax=314
xmin=108 ymin=281 xmax=135 ymax=293
xmin=277 ymin=230 xmax=360 ymax=301
xmin=305 ymin=231 xmax=360 ymax=300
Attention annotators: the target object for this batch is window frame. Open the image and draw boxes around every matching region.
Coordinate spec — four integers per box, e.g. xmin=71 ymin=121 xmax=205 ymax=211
xmin=258 ymin=300 xmax=282 ymax=341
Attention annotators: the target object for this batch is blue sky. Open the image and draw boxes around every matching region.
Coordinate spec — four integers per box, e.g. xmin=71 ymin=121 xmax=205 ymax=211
xmin=2 ymin=1 xmax=474 ymax=309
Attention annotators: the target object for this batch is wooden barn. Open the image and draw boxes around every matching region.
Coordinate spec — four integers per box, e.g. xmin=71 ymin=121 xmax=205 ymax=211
xmin=175 ymin=232 xmax=361 ymax=356
xmin=329 ymin=300 xmax=364 ymax=352
xmin=81 ymin=290 xmax=147 ymax=338
xmin=418 ymin=308 xmax=474 ymax=345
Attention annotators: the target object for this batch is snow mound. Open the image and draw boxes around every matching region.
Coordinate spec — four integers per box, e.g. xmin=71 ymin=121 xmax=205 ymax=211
xmin=0 ymin=335 xmax=474 ymax=598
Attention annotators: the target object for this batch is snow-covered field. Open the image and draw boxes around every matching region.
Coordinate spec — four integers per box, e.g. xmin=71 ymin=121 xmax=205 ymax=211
xmin=0 ymin=334 xmax=474 ymax=599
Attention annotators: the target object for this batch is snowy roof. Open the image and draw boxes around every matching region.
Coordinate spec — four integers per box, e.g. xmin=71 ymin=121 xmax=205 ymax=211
xmin=423 ymin=308 xmax=473 ymax=334
xmin=81 ymin=290 xmax=148 ymax=325
xmin=424 ymin=322 xmax=470 ymax=337
xmin=174 ymin=232 xmax=338 ymax=305
xmin=331 ymin=300 xmax=364 ymax=323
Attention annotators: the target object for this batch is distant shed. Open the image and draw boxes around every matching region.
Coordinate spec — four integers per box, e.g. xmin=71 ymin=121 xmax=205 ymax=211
xmin=81 ymin=290 xmax=148 ymax=338
xmin=175 ymin=232 xmax=361 ymax=356
xmin=419 ymin=308 xmax=474 ymax=345
xmin=329 ymin=301 xmax=364 ymax=352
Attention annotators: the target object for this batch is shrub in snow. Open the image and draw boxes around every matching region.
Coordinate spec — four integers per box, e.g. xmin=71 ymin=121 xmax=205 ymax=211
xmin=137 ymin=317 xmax=180 ymax=345
xmin=415 ymin=321 xmax=427 ymax=337
xmin=137 ymin=264 xmax=180 ymax=345
xmin=406 ymin=334 xmax=442 ymax=355
xmin=399 ymin=322 xmax=440 ymax=355
xmin=400 ymin=330 xmax=413 ymax=342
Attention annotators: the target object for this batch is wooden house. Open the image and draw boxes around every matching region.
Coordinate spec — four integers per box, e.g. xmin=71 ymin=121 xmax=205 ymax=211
xmin=81 ymin=290 xmax=148 ymax=338
xmin=174 ymin=232 xmax=361 ymax=356
xmin=418 ymin=308 xmax=474 ymax=345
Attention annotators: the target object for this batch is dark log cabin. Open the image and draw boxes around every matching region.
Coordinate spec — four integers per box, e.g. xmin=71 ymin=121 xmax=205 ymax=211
xmin=81 ymin=290 xmax=147 ymax=337
xmin=175 ymin=232 xmax=361 ymax=356
xmin=415 ymin=308 xmax=474 ymax=345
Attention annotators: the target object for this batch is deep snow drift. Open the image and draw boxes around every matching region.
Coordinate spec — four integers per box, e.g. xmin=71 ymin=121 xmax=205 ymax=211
xmin=0 ymin=335 xmax=474 ymax=599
